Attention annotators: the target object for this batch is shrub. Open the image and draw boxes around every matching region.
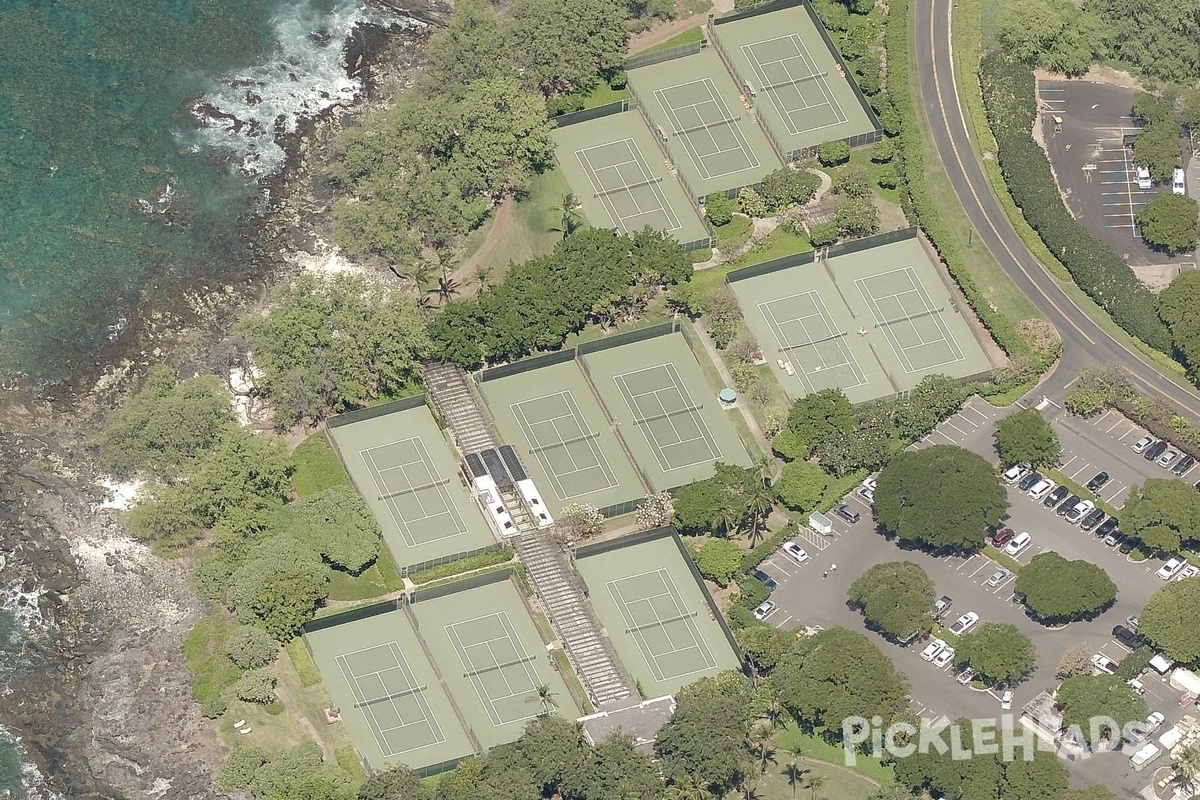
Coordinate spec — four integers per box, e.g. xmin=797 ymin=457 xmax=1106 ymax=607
xmin=693 ymin=538 xmax=743 ymax=586
xmin=705 ymin=192 xmax=734 ymax=226
xmin=834 ymin=166 xmax=872 ymax=197
xmin=234 ymin=668 xmax=278 ymax=704
xmin=216 ymin=746 xmax=270 ymax=792
xmin=226 ymin=625 xmax=278 ymax=670
xmin=737 ymin=187 xmax=768 ymax=217
xmin=810 ymin=221 xmax=839 ymax=247
xmin=870 ymin=138 xmax=896 ymax=163
xmin=817 ymin=139 xmax=851 ymax=166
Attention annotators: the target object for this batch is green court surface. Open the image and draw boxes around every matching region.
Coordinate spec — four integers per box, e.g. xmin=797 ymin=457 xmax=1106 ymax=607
xmin=729 ymin=236 xmax=992 ymax=404
xmin=576 ymin=534 xmax=740 ymax=698
xmin=478 ymin=360 xmax=644 ymax=514
xmin=711 ymin=6 xmax=877 ymax=157
xmin=579 ymin=333 xmax=752 ymax=491
xmin=628 ymin=50 xmax=781 ymax=199
xmin=305 ymin=608 xmax=474 ymax=774
xmin=412 ymin=579 xmax=577 ymax=749
xmin=552 ymin=115 xmax=711 ymax=248
xmin=328 ymin=405 xmax=496 ymax=570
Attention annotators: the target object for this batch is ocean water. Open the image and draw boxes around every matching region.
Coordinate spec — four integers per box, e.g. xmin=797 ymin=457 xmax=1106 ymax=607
xmin=0 ymin=0 xmax=408 ymax=794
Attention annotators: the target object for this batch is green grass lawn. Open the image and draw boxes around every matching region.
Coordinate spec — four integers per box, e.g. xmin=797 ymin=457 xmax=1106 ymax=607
xmin=325 ymin=553 xmax=404 ymax=601
xmin=773 ymin=726 xmax=893 ymax=791
xmin=292 ymin=433 xmax=351 ymax=498
xmin=733 ymin=226 xmax=812 ymax=268
xmin=715 ymin=214 xmax=753 ymax=251
xmin=575 ymin=80 xmax=630 ymax=109
xmin=639 ymin=24 xmax=704 ymax=55
xmin=457 ymin=168 xmax=574 ymax=280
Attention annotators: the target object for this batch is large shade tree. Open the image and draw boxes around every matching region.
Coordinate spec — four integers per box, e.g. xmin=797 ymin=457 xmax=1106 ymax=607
xmin=993 ymin=408 xmax=1062 ymax=468
xmin=846 ymin=561 xmax=935 ymax=642
xmin=1014 ymin=553 xmax=1117 ymax=623
xmin=1120 ymin=479 xmax=1200 ymax=553
xmin=955 ymin=623 xmax=1037 ymax=685
xmin=1140 ymin=577 xmax=1200 ymax=663
xmin=1057 ymin=675 xmax=1148 ymax=745
xmin=874 ymin=445 xmax=1009 ymax=553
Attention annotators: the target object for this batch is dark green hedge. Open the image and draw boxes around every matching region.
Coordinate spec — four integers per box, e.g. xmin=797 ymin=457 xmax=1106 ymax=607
xmin=979 ymin=53 xmax=1172 ymax=354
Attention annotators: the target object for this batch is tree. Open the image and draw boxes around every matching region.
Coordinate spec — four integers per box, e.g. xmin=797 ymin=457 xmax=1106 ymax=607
xmin=870 ymin=139 xmax=895 ymax=163
xmin=774 ymin=461 xmax=830 ymax=512
xmin=1140 ymin=577 xmax=1200 ymax=662
xmin=846 ymin=561 xmax=935 ymax=643
xmin=635 ymin=491 xmax=674 ymax=531
xmin=817 ymin=140 xmax=851 ymax=166
xmin=760 ymin=169 xmax=821 ymax=211
xmin=552 ymin=193 xmax=582 ymax=239
xmin=1014 ymin=553 xmax=1117 ymax=623
xmin=833 ymin=197 xmax=879 ymax=238
xmin=423 ymin=0 xmax=511 ymax=91
xmin=288 ymin=485 xmax=381 ymax=574
xmin=508 ymin=0 xmax=628 ymax=97
xmin=807 ymin=774 xmax=825 ymax=800
xmin=809 ymin=221 xmax=839 ymax=247
xmin=1057 ymin=675 xmax=1148 ymax=745
xmin=1057 ymin=643 xmax=1094 ymax=678
xmin=1120 ymin=478 xmax=1200 ymax=553
xmin=738 ymin=187 xmax=768 ymax=217
xmin=774 ymin=628 xmax=910 ymax=735
xmin=1132 ymin=123 xmax=1183 ymax=182
xmin=833 ymin=166 xmax=871 ymax=197
xmin=706 ymin=193 xmax=735 ymax=226
xmin=1172 ymin=746 xmax=1200 ymax=797
xmin=101 ymin=366 xmax=236 ymax=478
xmin=216 ymin=746 xmax=270 ymax=792
xmin=656 ymin=673 xmax=754 ymax=790
xmin=556 ymin=502 xmax=604 ymax=541
xmin=694 ymin=539 xmax=744 ymax=587
xmin=357 ymin=765 xmax=428 ymax=800
xmin=778 ymin=388 xmax=855 ymax=461
xmin=874 ymin=445 xmax=1009 ymax=553
xmin=527 ymin=684 xmax=559 ymax=716
xmin=512 ymin=716 xmax=590 ymax=791
xmin=234 ymin=667 xmax=277 ymax=704
xmin=672 ymin=463 xmax=760 ymax=535
xmin=784 ymin=744 xmax=806 ymax=798
xmin=1138 ymin=194 xmax=1199 ymax=254
xmin=1159 ymin=270 xmax=1200 ymax=377
xmin=893 ymin=725 xmax=1068 ymax=800
xmin=240 ymin=273 xmax=432 ymax=426
xmin=993 ymin=408 xmax=1061 ymax=468
xmin=226 ymin=625 xmax=278 ymax=669
xmin=246 ymin=567 xmax=330 ymax=641
xmin=955 ymin=623 xmax=1036 ymax=685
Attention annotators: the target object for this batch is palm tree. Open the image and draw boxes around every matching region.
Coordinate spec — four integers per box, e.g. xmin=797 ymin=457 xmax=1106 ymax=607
xmin=784 ymin=744 xmax=806 ymax=798
xmin=806 ymin=773 xmax=826 ymax=800
xmin=473 ymin=265 xmax=494 ymax=292
xmin=744 ymin=479 xmax=776 ymax=548
xmin=1173 ymin=746 xmax=1200 ymax=795
xmin=401 ymin=262 xmax=435 ymax=293
xmin=751 ymin=730 xmax=776 ymax=775
xmin=663 ymin=776 xmax=706 ymax=800
xmin=526 ymin=684 xmax=559 ymax=716
xmin=431 ymin=269 xmax=461 ymax=304
xmin=553 ymin=192 xmax=582 ymax=239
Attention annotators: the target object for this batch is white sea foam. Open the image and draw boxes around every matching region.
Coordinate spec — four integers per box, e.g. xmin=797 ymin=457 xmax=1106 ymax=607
xmin=186 ymin=0 xmax=422 ymax=176
xmin=0 ymin=727 xmax=64 ymax=800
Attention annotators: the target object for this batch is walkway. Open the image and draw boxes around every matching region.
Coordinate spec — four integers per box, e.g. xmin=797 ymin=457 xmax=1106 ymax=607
xmin=423 ymin=364 xmax=500 ymax=455
xmin=688 ymin=319 xmax=772 ymax=454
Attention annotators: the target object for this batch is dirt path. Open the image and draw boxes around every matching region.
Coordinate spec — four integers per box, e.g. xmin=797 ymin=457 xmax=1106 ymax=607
xmin=688 ymin=318 xmax=772 ymax=454
xmin=455 ymin=196 xmax=515 ymax=289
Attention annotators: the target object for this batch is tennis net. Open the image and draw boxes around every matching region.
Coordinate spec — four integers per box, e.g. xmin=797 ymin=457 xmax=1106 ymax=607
xmin=762 ymin=71 xmax=827 ymax=92
xmin=529 ymin=430 xmax=602 ymax=454
xmin=596 ymin=176 xmax=662 ymax=199
xmin=674 ymin=115 xmax=740 ymax=138
xmin=629 ymin=403 xmax=704 ymax=426
xmin=354 ymin=684 xmax=427 ymax=709
xmin=780 ymin=330 xmax=847 ymax=353
xmin=463 ymin=653 xmax=538 ymax=679
xmin=874 ymin=306 xmax=944 ymax=329
xmin=626 ymin=610 xmax=697 ymax=634
xmin=379 ymin=476 xmax=451 ymax=501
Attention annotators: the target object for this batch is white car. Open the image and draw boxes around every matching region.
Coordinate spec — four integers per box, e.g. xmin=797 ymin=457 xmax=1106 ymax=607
xmin=933 ymin=647 xmax=956 ymax=669
xmin=1028 ymin=479 xmax=1055 ymax=500
xmin=1147 ymin=711 xmax=1166 ymax=733
xmin=781 ymin=542 xmax=810 ymax=565
xmin=1004 ymin=531 xmax=1032 ymax=556
xmin=949 ymin=612 xmax=979 ymax=636
xmin=1174 ymin=168 xmax=1186 ymax=196
xmin=1065 ymin=499 xmax=1095 ymax=526
xmin=1132 ymin=435 xmax=1157 ymax=454
xmin=1157 ymin=557 xmax=1186 ymax=580
xmin=1092 ymin=653 xmax=1119 ymax=675
xmin=1000 ymin=690 xmax=1013 ymax=710
xmin=862 ymin=476 xmax=878 ymax=492
xmin=956 ymin=666 xmax=976 ymax=685
xmin=1137 ymin=166 xmax=1153 ymax=190
xmin=1002 ymin=463 xmax=1031 ymax=485
xmin=1178 ymin=564 xmax=1200 ymax=582
xmin=986 ymin=569 xmax=1010 ymax=588
xmin=753 ymin=600 xmax=777 ymax=620
xmin=921 ymin=638 xmax=947 ymax=662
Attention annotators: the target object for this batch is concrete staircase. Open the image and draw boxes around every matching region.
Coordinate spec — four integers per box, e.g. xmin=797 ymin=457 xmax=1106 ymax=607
xmin=423 ymin=364 xmax=499 ymax=456
xmin=514 ymin=532 xmax=633 ymax=706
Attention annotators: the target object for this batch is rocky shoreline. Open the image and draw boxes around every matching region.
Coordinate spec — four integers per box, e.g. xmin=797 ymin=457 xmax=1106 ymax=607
xmin=0 ymin=7 xmax=439 ymax=797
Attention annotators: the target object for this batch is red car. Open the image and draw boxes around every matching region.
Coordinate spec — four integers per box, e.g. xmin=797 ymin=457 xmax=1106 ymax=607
xmin=991 ymin=527 xmax=1016 ymax=548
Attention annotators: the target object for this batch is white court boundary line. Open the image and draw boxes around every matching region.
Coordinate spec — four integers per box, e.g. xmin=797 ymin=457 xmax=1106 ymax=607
xmin=613 ymin=363 xmax=721 ymax=472
xmin=576 ymin=139 xmax=682 ymax=233
xmin=511 ymin=390 xmax=619 ymax=500
xmin=854 ymin=267 xmax=965 ymax=373
xmin=336 ymin=641 xmax=447 ymax=758
xmin=653 ymin=78 xmax=760 ymax=181
xmin=361 ymin=437 xmax=468 ymax=547
xmin=742 ymin=34 xmax=847 ymax=136
xmin=759 ymin=291 xmax=867 ymax=392
xmin=606 ymin=569 xmax=718 ymax=683
xmin=445 ymin=611 xmax=541 ymax=728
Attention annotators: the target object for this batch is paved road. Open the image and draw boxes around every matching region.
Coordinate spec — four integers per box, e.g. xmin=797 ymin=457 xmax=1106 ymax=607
xmin=916 ymin=0 xmax=1200 ymax=420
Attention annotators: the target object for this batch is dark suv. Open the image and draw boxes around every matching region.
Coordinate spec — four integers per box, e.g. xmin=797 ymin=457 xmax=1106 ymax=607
xmin=1043 ymin=486 xmax=1069 ymax=508
xmin=1056 ymin=495 xmax=1081 ymax=517
xmin=834 ymin=504 xmax=861 ymax=525
xmin=991 ymin=527 xmax=1016 ymax=548
xmin=749 ymin=568 xmax=777 ymax=592
xmin=1095 ymin=517 xmax=1119 ymax=539
xmin=1174 ymin=455 xmax=1197 ymax=477
xmin=1080 ymin=508 xmax=1107 ymax=532
xmin=1086 ymin=472 xmax=1110 ymax=492
xmin=1017 ymin=471 xmax=1043 ymax=492
xmin=1113 ymin=625 xmax=1146 ymax=649
xmin=1145 ymin=441 xmax=1170 ymax=462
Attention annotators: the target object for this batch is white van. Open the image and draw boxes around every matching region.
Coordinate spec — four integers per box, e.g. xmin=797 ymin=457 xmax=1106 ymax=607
xmin=1004 ymin=531 xmax=1032 ymax=556
xmin=1028 ymin=478 xmax=1055 ymax=500
xmin=1174 ymin=168 xmax=1186 ymax=196
xmin=1137 ymin=166 xmax=1153 ymax=190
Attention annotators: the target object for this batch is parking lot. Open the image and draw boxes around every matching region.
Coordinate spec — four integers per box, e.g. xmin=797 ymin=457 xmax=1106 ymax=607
xmin=757 ymin=395 xmax=1200 ymax=793
xmin=1039 ymin=80 xmax=1194 ymax=268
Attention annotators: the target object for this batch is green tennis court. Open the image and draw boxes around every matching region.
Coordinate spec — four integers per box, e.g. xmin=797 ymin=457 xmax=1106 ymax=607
xmin=853 ymin=267 xmax=966 ymax=374
xmin=360 ymin=437 xmax=467 ymax=547
xmin=337 ymin=642 xmax=446 ymax=757
xmin=607 ymin=569 xmax=719 ymax=682
xmin=511 ymin=391 xmax=620 ymax=500
xmin=653 ymin=79 xmax=760 ymax=182
xmin=612 ymin=363 xmax=722 ymax=473
xmin=758 ymin=291 xmax=869 ymax=394
xmin=577 ymin=139 xmax=681 ymax=232
xmin=711 ymin=4 xmax=878 ymax=156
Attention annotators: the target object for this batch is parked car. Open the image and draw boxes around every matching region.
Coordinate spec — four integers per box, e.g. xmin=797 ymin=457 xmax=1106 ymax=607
xmin=1004 ymin=531 xmax=1032 ymax=556
xmin=1000 ymin=690 xmax=1013 ymax=710
xmin=1084 ymin=472 xmax=1110 ymax=493
xmin=1095 ymin=517 xmax=1119 ymax=539
xmin=1144 ymin=440 xmax=1170 ymax=462
xmin=1174 ymin=167 xmax=1186 ymax=195
xmin=1080 ymin=508 xmax=1107 ymax=532
xmin=991 ymin=527 xmax=1016 ymax=548
xmin=1043 ymin=486 xmax=1069 ymax=508
xmin=949 ymin=612 xmax=980 ymax=636
xmin=1003 ymin=463 xmax=1031 ymax=485
xmin=1056 ymin=495 xmax=1082 ymax=517
xmin=956 ymin=666 xmax=976 ymax=686
xmin=986 ymin=569 xmax=1010 ymax=588
xmin=1147 ymin=711 xmax=1166 ymax=733
xmin=1018 ymin=471 xmax=1043 ymax=492
xmin=1132 ymin=435 xmax=1157 ymax=454
xmin=1158 ymin=449 xmax=1182 ymax=469
xmin=1065 ymin=499 xmax=1095 ymax=525
xmin=1137 ymin=166 xmax=1153 ymax=189
xmin=921 ymin=638 xmax=947 ymax=662
xmin=856 ymin=484 xmax=875 ymax=503
xmin=781 ymin=542 xmax=810 ymax=565
xmin=749 ymin=568 xmax=777 ymax=592
xmin=753 ymin=600 xmax=777 ymax=621
xmin=933 ymin=647 xmax=956 ymax=669
xmin=834 ymin=503 xmax=860 ymax=524
xmin=1174 ymin=455 xmax=1197 ymax=477
xmin=1157 ymin=557 xmax=1185 ymax=580
xmin=1118 ymin=536 xmax=1137 ymax=554
xmin=1127 ymin=615 xmax=1141 ymax=631
xmin=1178 ymin=564 xmax=1200 ymax=581
xmin=931 ymin=595 xmax=954 ymax=621
xmin=1029 ymin=479 xmax=1056 ymax=501
xmin=862 ymin=476 xmax=878 ymax=492
xmin=1113 ymin=625 xmax=1145 ymax=649
xmin=1092 ymin=653 xmax=1119 ymax=674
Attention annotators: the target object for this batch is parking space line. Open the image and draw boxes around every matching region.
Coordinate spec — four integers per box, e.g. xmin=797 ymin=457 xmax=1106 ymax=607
xmin=963 ymin=403 xmax=991 ymax=423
